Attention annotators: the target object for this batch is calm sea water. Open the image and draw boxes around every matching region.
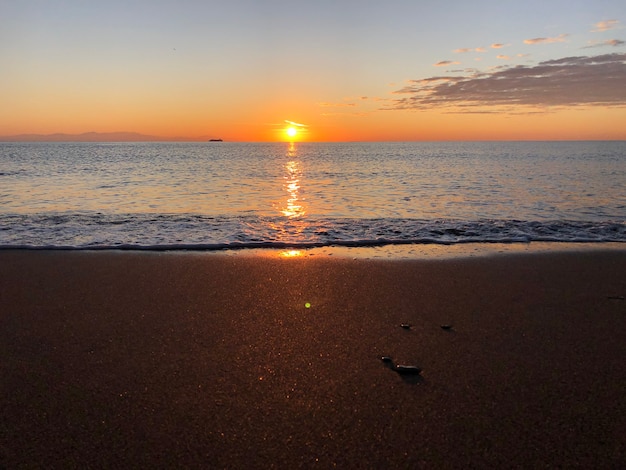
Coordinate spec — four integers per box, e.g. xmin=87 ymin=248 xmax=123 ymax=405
xmin=1 ymin=141 xmax=624 ymax=250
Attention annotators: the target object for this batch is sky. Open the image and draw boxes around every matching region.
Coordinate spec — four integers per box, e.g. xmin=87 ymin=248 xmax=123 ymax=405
xmin=1 ymin=0 xmax=625 ymax=141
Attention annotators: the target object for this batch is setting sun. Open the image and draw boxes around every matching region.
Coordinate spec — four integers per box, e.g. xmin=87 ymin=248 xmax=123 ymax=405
xmin=2 ymin=3 xmax=626 ymax=142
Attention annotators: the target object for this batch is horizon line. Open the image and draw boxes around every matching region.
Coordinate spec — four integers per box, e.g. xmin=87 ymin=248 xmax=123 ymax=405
xmin=0 ymin=131 xmax=624 ymax=144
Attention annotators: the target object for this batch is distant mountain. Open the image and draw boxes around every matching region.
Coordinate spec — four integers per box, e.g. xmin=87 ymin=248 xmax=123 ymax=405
xmin=0 ymin=132 xmax=214 ymax=142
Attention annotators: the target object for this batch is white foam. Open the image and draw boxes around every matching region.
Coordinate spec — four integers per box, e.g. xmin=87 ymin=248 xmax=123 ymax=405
xmin=1 ymin=213 xmax=624 ymax=250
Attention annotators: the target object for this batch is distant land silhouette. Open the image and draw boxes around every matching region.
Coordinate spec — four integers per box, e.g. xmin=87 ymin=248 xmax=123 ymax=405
xmin=0 ymin=132 xmax=218 ymax=142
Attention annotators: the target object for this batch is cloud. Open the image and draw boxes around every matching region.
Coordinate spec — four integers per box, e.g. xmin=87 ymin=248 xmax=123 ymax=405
xmin=434 ymin=60 xmax=460 ymax=67
xmin=318 ymin=102 xmax=356 ymax=108
xmin=497 ymin=55 xmax=511 ymax=60
xmin=455 ymin=47 xmax=486 ymax=53
xmin=524 ymin=33 xmax=569 ymax=45
xmin=320 ymin=112 xmax=369 ymax=118
xmin=285 ymin=120 xmax=307 ymax=127
xmin=491 ymin=43 xmax=508 ymax=49
xmin=584 ymin=39 xmax=625 ymax=48
xmin=389 ymin=53 xmax=626 ymax=112
xmin=592 ymin=20 xmax=619 ymax=32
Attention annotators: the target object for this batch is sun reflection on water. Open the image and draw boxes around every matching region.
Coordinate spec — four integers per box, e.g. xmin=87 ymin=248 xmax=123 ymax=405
xmin=281 ymin=143 xmax=306 ymax=219
xmin=266 ymin=142 xmax=312 ymax=247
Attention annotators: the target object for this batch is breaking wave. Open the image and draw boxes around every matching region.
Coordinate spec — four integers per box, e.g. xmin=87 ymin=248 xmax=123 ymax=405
xmin=1 ymin=213 xmax=623 ymax=251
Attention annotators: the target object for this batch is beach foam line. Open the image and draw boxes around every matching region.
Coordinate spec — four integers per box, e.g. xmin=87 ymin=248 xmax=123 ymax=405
xmin=2 ymin=214 xmax=625 ymax=248
xmin=1 ymin=237 xmax=624 ymax=253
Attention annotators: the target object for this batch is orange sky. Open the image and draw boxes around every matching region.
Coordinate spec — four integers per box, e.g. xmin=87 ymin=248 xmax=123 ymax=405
xmin=2 ymin=1 xmax=625 ymax=141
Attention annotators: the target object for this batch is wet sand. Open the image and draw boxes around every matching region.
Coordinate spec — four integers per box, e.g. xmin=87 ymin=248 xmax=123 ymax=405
xmin=1 ymin=249 xmax=625 ymax=468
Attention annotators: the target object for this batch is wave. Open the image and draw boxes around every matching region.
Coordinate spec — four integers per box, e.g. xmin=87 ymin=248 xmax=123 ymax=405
xmin=1 ymin=213 xmax=624 ymax=250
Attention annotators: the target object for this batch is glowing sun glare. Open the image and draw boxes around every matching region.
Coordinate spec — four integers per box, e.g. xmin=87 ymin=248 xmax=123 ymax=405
xmin=279 ymin=249 xmax=303 ymax=258
xmin=286 ymin=127 xmax=297 ymax=138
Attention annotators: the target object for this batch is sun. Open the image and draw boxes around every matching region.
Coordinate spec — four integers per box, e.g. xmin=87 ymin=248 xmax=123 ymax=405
xmin=283 ymin=120 xmax=307 ymax=141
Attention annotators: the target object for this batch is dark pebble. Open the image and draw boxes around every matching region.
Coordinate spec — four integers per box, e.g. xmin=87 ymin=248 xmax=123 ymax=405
xmin=394 ymin=365 xmax=422 ymax=375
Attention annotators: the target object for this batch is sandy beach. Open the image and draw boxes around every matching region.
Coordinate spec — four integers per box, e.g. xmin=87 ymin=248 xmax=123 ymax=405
xmin=1 ymin=248 xmax=625 ymax=468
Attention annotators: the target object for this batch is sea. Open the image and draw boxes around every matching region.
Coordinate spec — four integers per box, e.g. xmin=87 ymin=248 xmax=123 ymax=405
xmin=1 ymin=141 xmax=624 ymax=254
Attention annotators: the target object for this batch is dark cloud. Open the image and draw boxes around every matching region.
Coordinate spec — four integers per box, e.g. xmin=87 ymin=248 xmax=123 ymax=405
xmin=433 ymin=60 xmax=460 ymax=67
xmin=390 ymin=53 xmax=626 ymax=111
xmin=583 ymin=39 xmax=625 ymax=48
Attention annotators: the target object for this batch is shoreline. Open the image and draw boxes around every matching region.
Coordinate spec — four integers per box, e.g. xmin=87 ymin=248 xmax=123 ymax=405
xmin=221 ymin=241 xmax=626 ymax=260
xmin=1 ymin=240 xmax=625 ymax=260
xmin=1 ymin=249 xmax=625 ymax=467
